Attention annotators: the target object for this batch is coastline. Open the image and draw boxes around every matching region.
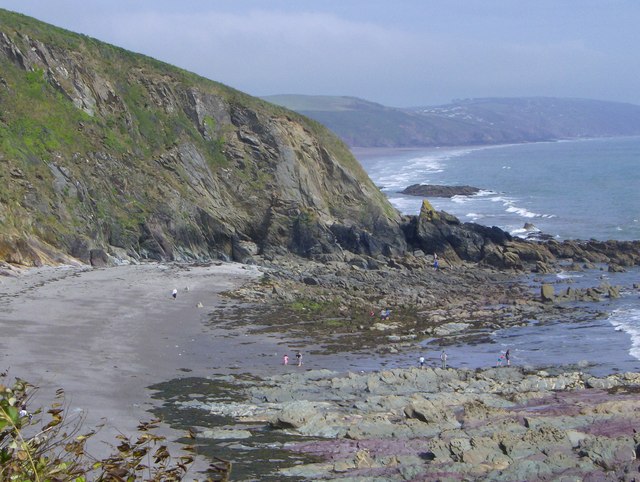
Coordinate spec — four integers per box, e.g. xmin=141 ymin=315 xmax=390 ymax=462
xmin=0 ymin=262 xmax=261 ymax=465
xmin=2 ymin=255 xmax=639 ymax=480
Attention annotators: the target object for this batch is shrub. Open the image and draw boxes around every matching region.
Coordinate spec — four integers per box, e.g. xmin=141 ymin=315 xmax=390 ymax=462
xmin=0 ymin=374 xmax=230 ymax=481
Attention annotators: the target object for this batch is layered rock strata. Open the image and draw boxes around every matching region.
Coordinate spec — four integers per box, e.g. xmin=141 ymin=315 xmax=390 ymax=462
xmin=191 ymin=367 xmax=640 ymax=481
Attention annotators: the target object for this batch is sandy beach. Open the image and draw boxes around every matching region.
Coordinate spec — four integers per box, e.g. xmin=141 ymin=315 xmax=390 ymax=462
xmin=0 ymin=261 xmax=262 ymax=467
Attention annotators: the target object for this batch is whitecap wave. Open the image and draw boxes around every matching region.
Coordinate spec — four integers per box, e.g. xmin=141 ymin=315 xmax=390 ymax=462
xmin=387 ymin=196 xmax=422 ymax=215
xmin=489 ymin=195 xmax=556 ymax=220
xmin=451 ymin=195 xmax=470 ymax=204
xmin=608 ymin=308 xmax=640 ymax=360
xmin=505 ymin=205 xmax=540 ymax=219
xmin=556 ymin=271 xmax=583 ymax=280
xmin=475 ymin=190 xmax=497 ymax=197
xmin=372 ymin=147 xmax=484 ymax=191
xmin=510 ymin=227 xmax=528 ymax=237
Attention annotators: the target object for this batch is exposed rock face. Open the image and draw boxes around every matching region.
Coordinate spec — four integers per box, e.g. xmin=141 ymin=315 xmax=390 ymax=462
xmin=0 ymin=10 xmax=403 ymax=265
xmin=404 ymin=200 xmax=518 ymax=265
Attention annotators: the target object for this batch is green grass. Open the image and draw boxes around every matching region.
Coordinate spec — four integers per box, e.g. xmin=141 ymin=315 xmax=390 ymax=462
xmin=289 ymin=299 xmax=327 ymax=313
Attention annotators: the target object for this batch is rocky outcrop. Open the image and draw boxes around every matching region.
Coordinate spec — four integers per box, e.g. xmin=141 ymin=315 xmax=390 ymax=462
xmin=181 ymin=367 xmax=640 ymax=481
xmin=404 ymin=200 xmax=521 ymax=266
xmin=400 ymin=183 xmax=481 ymax=197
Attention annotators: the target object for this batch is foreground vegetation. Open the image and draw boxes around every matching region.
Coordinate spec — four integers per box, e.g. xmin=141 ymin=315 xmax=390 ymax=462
xmin=0 ymin=374 xmax=230 ymax=481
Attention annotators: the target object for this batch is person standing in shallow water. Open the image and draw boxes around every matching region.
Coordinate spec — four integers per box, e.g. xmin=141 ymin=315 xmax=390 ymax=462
xmin=419 ymin=355 xmax=425 ymax=369
xmin=440 ymin=350 xmax=447 ymax=369
xmin=296 ymin=351 xmax=303 ymax=366
xmin=283 ymin=354 xmax=289 ymax=365
xmin=171 ymin=288 xmax=178 ymax=299
xmin=505 ymin=349 xmax=511 ymax=366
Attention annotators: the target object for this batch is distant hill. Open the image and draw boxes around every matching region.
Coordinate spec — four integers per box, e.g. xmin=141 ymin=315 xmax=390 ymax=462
xmin=263 ymin=95 xmax=640 ymax=148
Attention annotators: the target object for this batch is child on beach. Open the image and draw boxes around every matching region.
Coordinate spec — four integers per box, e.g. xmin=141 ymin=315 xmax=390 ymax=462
xmin=283 ymin=354 xmax=289 ymax=365
xmin=419 ymin=356 xmax=425 ymax=369
xmin=497 ymin=354 xmax=505 ymax=366
xmin=171 ymin=288 xmax=178 ymax=299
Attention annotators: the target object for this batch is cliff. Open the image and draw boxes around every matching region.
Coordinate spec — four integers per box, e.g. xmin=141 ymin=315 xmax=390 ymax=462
xmin=0 ymin=10 xmax=403 ymax=266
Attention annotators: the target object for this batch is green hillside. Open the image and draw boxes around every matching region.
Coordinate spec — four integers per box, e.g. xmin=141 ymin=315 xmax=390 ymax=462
xmin=0 ymin=9 xmax=403 ymax=266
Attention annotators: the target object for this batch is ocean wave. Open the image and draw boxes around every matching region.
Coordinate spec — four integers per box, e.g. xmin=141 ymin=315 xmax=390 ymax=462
xmin=387 ymin=196 xmax=422 ymax=215
xmin=373 ymin=155 xmax=446 ymax=190
xmin=488 ymin=195 xmax=555 ymax=220
xmin=451 ymin=195 xmax=470 ymax=204
xmin=451 ymin=190 xmax=497 ymax=205
xmin=505 ymin=205 xmax=541 ymax=219
xmin=510 ymin=228 xmax=528 ymax=236
xmin=556 ymin=271 xmax=583 ymax=280
xmin=476 ymin=190 xmax=497 ymax=197
xmin=608 ymin=308 xmax=640 ymax=360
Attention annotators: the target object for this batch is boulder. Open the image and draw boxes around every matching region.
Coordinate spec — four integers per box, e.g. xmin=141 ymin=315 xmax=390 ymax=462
xmin=540 ymin=284 xmax=555 ymax=302
xmin=404 ymin=398 xmax=460 ymax=430
xmin=269 ymin=400 xmax=322 ymax=429
xmin=608 ymin=263 xmax=627 ymax=273
xmin=434 ymin=322 xmax=470 ymax=336
xmin=534 ymin=261 xmax=553 ymax=274
xmin=579 ymin=436 xmax=636 ymax=471
xmin=89 ymin=249 xmax=112 ymax=267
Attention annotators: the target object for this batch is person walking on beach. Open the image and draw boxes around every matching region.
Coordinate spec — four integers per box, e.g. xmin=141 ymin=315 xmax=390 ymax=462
xmin=440 ymin=350 xmax=447 ymax=369
xmin=171 ymin=288 xmax=178 ymax=299
xmin=419 ymin=355 xmax=425 ymax=369
xmin=497 ymin=354 xmax=505 ymax=366
xmin=283 ymin=354 xmax=289 ymax=365
xmin=505 ymin=349 xmax=511 ymax=366
xmin=296 ymin=351 xmax=303 ymax=366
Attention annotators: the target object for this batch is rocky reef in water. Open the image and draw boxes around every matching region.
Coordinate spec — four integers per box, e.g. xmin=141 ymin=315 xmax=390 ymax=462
xmin=400 ymin=183 xmax=481 ymax=197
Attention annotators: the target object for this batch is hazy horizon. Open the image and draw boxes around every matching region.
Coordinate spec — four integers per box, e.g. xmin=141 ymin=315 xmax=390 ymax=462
xmin=2 ymin=1 xmax=639 ymax=108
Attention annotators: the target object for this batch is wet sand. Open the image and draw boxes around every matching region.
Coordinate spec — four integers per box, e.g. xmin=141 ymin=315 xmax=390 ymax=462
xmin=0 ymin=262 xmax=261 ymax=465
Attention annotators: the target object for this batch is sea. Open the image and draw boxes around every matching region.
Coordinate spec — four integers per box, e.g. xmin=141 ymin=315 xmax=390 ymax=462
xmin=353 ymin=136 xmax=640 ymax=375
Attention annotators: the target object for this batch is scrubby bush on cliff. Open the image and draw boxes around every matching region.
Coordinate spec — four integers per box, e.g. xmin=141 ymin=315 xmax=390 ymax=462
xmin=0 ymin=375 xmax=230 ymax=481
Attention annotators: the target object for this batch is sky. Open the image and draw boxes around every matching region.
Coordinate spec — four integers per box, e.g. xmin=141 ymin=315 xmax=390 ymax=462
xmin=1 ymin=0 xmax=639 ymax=107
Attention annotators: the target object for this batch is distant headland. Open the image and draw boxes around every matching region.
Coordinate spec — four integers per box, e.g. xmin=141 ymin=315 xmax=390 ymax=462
xmin=263 ymin=94 xmax=640 ymax=148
